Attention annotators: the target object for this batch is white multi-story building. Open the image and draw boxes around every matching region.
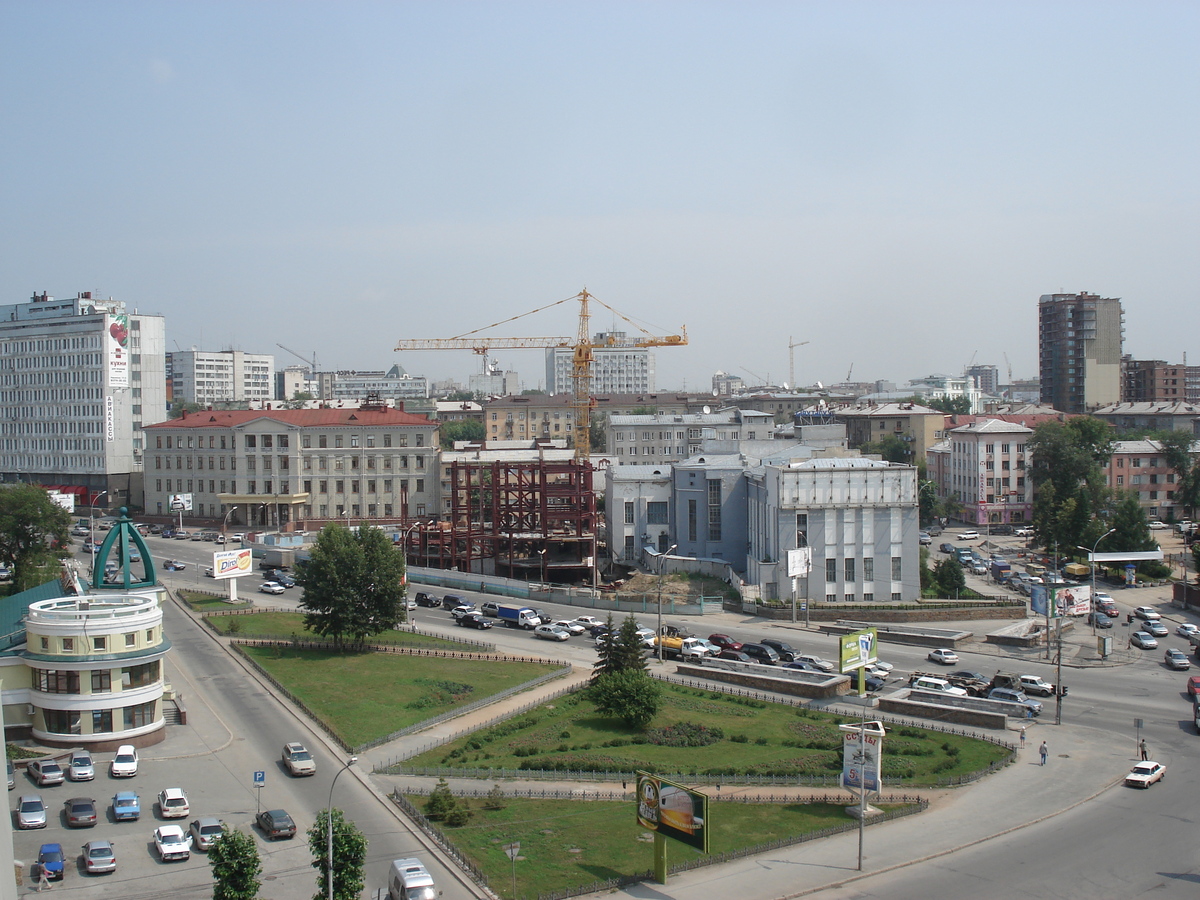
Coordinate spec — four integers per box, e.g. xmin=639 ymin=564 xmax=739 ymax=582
xmin=169 ymin=349 xmax=275 ymax=405
xmin=319 ymin=365 xmax=428 ymax=402
xmin=0 ymin=290 xmax=166 ymax=510
xmin=931 ymin=418 xmax=1034 ymax=527
xmin=607 ymin=408 xmax=775 ymax=466
xmin=546 ymin=332 xmax=654 ymax=395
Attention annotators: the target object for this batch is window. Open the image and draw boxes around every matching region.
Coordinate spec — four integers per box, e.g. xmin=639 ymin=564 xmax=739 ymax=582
xmin=92 ymin=636 xmax=107 ymax=651
xmin=416 ymin=479 xmax=424 ymax=493
xmin=125 ymin=633 xmax=136 ymax=648
xmin=123 ymin=701 xmax=156 ymax=730
xmin=123 ymin=661 xmax=160 ymax=688
xmin=335 ymin=435 xmax=344 ymax=448
xmin=624 ymin=534 xmax=635 ymax=559
xmin=384 ymin=434 xmax=392 ymax=447
xmin=62 ymin=637 xmax=74 ymax=651
xmin=826 ymin=558 xmax=837 ymax=582
xmin=647 ymin=502 xmax=668 ymax=524
xmin=624 ymin=501 xmax=634 ymax=525
xmin=92 ymin=670 xmax=111 ymax=692
xmin=796 ymin=512 xmax=808 ymax=547
xmin=863 ymin=557 xmax=874 ymax=580
xmin=892 ymin=557 xmax=902 ymax=580
xmin=845 ymin=559 xmax=855 ymax=582
xmin=303 ymin=436 xmax=312 ymax=448
xmin=92 ymin=709 xmax=113 ymax=733
xmin=688 ymin=499 xmax=697 ymax=542
xmin=35 ymin=669 xmax=80 ymax=693
xmin=863 ymin=592 xmax=874 ymax=602
xmin=246 ymin=435 xmax=256 ymax=448
xmin=319 ymin=435 xmax=327 ymax=448
xmin=707 ymin=480 xmax=722 ymax=541
xmin=43 ymin=709 xmax=82 ymax=735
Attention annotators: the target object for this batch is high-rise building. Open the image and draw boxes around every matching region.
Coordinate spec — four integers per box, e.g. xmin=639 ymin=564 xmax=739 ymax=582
xmin=317 ymin=365 xmax=428 ymax=403
xmin=966 ymin=364 xmax=1000 ymax=396
xmin=546 ymin=332 xmax=654 ymax=394
xmin=0 ymin=291 xmax=166 ymax=509
xmin=1121 ymin=356 xmax=1199 ymax=404
xmin=1038 ymin=292 xmax=1124 ymax=414
xmin=168 ymin=349 xmax=275 ymax=405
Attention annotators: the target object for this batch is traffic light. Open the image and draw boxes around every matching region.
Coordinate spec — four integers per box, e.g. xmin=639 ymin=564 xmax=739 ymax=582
xmin=1059 ymin=685 xmax=1069 ymax=697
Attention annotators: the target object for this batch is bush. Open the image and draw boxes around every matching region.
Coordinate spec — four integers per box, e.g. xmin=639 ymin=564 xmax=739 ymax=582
xmin=644 ymin=722 xmax=724 ymax=748
xmin=445 ymin=805 xmax=471 ymax=827
xmin=483 ymin=784 xmax=507 ymax=810
xmin=425 ymin=778 xmax=457 ymax=821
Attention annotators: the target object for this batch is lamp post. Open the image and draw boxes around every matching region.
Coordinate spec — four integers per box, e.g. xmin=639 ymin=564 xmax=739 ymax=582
xmin=1082 ymin=528 xmax=1116 ymax=636
xmin=326 ymin=755 xmax=358 ymax=900
xmin=402 ymin=522 xmax=421 ymax=567
xmin=88 ymin=490 xmax=109 ymax=557
xmin=537 ymin=548 xmax=547 ymax=585
xmin=221 ymin=505 xmax=239 ymax=543
xmin=655 ymin=544 xmax=677 ymax=663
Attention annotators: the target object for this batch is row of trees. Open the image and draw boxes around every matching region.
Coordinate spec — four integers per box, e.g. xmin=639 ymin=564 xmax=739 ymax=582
xmin=210 ymin=811 xmax=366 ymax=900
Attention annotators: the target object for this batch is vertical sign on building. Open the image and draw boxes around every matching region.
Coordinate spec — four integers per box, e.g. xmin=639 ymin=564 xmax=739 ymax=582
xmin=106 ymin=314 xmax=130 ymax=388
xmin=105 ymin=396 xmax=115 ymax=443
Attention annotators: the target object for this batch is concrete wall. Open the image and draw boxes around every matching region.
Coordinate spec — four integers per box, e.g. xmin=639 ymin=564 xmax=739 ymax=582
xmin=674 ymin=662 xmax=851 ymax=699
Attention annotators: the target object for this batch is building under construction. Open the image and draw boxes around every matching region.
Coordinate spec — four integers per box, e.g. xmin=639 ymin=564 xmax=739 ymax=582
xmin=404 ymin=451 xmax=597 ymax=585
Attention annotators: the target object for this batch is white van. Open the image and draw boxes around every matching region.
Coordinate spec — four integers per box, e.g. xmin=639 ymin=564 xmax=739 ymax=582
xmin=388 ymin=858 xmax=437 ymax=900
xmin=911 ymin=677 xmax=968 ymax=697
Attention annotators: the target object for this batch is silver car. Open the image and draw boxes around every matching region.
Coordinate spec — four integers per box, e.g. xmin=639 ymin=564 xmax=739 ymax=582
xmin=16 ymin=794 xmax=47 ymax=829
xmin=68 ymin=750 xmax=94 ymax=782
xmin=189 ymin=816 xmax=225 ymax=851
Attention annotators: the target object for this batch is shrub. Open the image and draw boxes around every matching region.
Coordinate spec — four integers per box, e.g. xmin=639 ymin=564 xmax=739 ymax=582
xmin=644 ymin=722 xmax=725 ymax=748
xmin=425 ymin=778 xmax=457 ymax=821
xmin=483 ymin=785 xmax=507 ymax=810
xmin=729 ymin=734 xmax=749 ymax=743
xmin=445 ymin=805 xmax=471 ymax=827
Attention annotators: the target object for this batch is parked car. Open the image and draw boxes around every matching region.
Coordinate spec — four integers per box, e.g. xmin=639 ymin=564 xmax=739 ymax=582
xmin=928 ymin=648 xmax=959 ymax=665
xmin=259 ymin=581 xmax=286 ymax=595
xmin=81 ymin=838 xmax=117 ymax=874
xmin=991 ymin=524 xmax=1014 ymax=536
xmin=1144 ymin=620 xmax=1169 ymax=637
xmin=708 ymin=633 xmax=744 ymax=652
xmin=173 ymin=530 xmax=190 ymax=540
xmin=256 ymin=808 xmax=296 ymax=840
xmin=154 ymin=824 xmax=193 ymax=860
xmin=1125 ymin=761 xmax=1166 ymax=788
xmin=919 ymin=532 xmax=932 ymax=545
xmin=456 ymin=613 xmax=493 ymax=630
xmin=794 ymin=653 xmax=835 ymax=672
xmin=971 ymin=561 xmax=988 ymax=575
xmin=958 ymin=530 xmax=980 ymax=540
xmin=782 ymin=660 xmax=820 ymax=672
xmin=190 ymin=816 xmax=225 ymax=851
xmin=760 ymin=638 xmax=800 ymax=661
xmin=717 ymin=649 xmax=753 ymax=663
xmin=63 ymin=796 xmax=98 ymax=828
xmin=1014 ymin=527 xmax=1035 ymax=537
xmin=987 ymin=687 xmax=1043 ymax=716
xmin=158 ymin=787 xmax=190 ymax=818
xmin=1134 ymin=606 xmax=1162 ymax=621
xmin=38 ymin=843 xmax=66 ymax=880
xmin=1165 ymin=648 xmax=1191 ymax=670
xmin=109 ymin=745 xmax=138 ymax=778
xmin=1131 ymin=631 xmax=1159 ymax=650
xmin=7 ymin=757 xmax=13 ymax=790
xmin=533 ymin=624 xmax=570 ymax=641
xmin=740 ymin=643 xmax=781 ymax=665
xmin=17 ymin=794 xmax=47 ymax=829
xmin=27 ymin=759 xmax=65 ymax=787
xmin=112 ymin=791 xmax=140 ymax=821
xmin=281 ymin=742 xmax=317 ymax=777
xmin=1148 ymin=520 xmax=1169 ymax=530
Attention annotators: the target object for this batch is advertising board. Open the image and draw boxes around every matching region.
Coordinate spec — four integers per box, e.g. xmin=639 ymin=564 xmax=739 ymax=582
xmin=786 ymin=547 xmax=812 ymax=578
xmin=106 ymin=314 xmax=130 ymax=388
xmin=169 ymin=493 xmax=193 ymax=512
xmin=838 ymin=627 xmax=878 ymax=674
xmin=839 ymin=721 xmax=885 ymax=792
xmin=211 ymin=548 xmax=253 ymax=580
xmin=636 ymin=772 xmax=709 ymax=852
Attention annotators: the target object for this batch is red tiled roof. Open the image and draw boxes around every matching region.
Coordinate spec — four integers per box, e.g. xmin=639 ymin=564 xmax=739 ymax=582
xmin=144 ymin=407 xmax=434 ymax=430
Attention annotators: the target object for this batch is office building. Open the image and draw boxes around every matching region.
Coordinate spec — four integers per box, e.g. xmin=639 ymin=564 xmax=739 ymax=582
xmin=0 ymin=291 xmax=166 ymax=510
xmin=168 ymin=349 xmax=275 ymax=405
xmin=1038 ymin=292 xmax=1124 ymax=414
xmin=318 ymin=365 xmax=428 ymax=403
xmin=1122 ymin=357 xmax=1199 ymax=404
xmin=546 ymin=332 xmax=654 ymax=394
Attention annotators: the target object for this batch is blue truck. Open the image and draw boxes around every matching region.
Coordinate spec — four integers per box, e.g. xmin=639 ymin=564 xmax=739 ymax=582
xmin=496 ymin=605 xmax=542 ymax=629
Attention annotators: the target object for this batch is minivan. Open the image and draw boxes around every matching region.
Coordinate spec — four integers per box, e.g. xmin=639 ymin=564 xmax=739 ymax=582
xmin=740 ymin=643 xmax=780 ymax=665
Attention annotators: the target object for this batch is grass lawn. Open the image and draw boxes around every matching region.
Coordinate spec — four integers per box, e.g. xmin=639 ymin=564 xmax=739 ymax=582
xmin=205 ymin=610 xmax=473 ymax=650
xmin=410 ymin=793 xmax=907 ymax=898
xmin=177 ymin=589 xmax=254 ymax=612
xmin=239 ymin=645 xmax=563 ymax=747
xmin=405 ymin=683 xmax=1010 ymax=784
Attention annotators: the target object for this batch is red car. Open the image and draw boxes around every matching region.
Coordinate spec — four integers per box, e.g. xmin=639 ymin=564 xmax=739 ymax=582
xmin=1186 ymin=675 xmax=1200 ymax=697
xmin=708 ymin=633 xmax=743 ymax=652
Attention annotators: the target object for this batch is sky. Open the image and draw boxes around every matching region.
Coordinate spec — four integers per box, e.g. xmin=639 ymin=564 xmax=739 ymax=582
xmin=2 ymin=1 xmax=1197 ymax=394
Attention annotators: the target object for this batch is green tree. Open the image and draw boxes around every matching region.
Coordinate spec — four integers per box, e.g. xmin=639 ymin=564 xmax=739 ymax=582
xmin=1158 ymin=432 xmax=1200 ymax=520
xmin=439 ymin=419 xmax=486 ymax=449
xmin=1192 ymin=542 xmax=1200 ymax=581
xmin=591 ymin=612 xmax=620 ymax=680
xmin=0 ymin=484 xmax=72 ymax=591
xmin=445 ymin=389 xmax=477 ymax=402
xmin=1107 ymin=493 xmax=1158 ymax=569
xmin=933 ymin=558 xmax=966 ymax=598
xmin=918 ymin=479 xmax=938 ymax=527
xmin=425 ymin=777 xmax=458 ymax=821
xmin=590 ymin=411 xmax=609 ymax=453
xmin=589 ymin=668 xmax=662 ymax=729
xmin=612 ymin=614 xmax=650 ymax=673
xmin=919 ymin=546 xmax=933 ymax=592
xmin=297 ymin=524 xmax=406 ymax=645
xmin=520 ymin=388 xmax=547 ymax=396
xmin=209 ymin=826 xmax=262 ymax=900
xmin=860 ymin=433 xmax=911 ymax=464
xmin=168 ymin=400 xmax=205 ymax=418
xmin=307 ymin=809 xmax=367 ymax=900
xmin=926 ymin=396 xmax=972 ymax=415
xmin=1028 ymin=418 xmax=1113 ymax=552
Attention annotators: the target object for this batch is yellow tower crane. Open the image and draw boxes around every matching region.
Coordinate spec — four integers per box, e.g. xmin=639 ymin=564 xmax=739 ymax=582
xmin=395 ymin=289 xmax=687 ymax=460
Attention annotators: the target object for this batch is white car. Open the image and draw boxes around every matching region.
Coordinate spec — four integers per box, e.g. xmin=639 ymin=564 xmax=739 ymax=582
xmin=1018 ymin=675 xmax=1055 ymax=697
xmin=958 ymin=530 xmax=980 ymax=541
xmin=1177 ymin=623 xmax=1199 ymax=638
xmin=1148 ymin=521 xmax=1169 ymax=530
xmin=794 ymin=654 xmax=835 ymax=672
xmin=870 ymin=659 xmax=895 ymax=673
xmin=533 ymin=624 xmax=570 ymax=642
xmin=572 ymin=616 xmax=603 ymax=629
xmin=1014 ymin=527 xmax=1035 ymax=537
xmin=928 ymin=648 xmax=960 ymax=665
xmin=109 ymin=745 xmax=138 ymax=778
xmin=552 ymin=619 xmax=586 ymax=635
xmin=153 ymin=824 xmax=193 ymax=861
xmin=68 ymin=750 xmax=94 ymax=781
xmin=259 ymin=581 xmax=286 ymax=595
xmin=1134 ymin=607 xmax=1162 ymax=622
xmin=157 ymin=787 xmax=190 ymax=819
xmin=1125 ymin=761 xmax=1166 ymax=788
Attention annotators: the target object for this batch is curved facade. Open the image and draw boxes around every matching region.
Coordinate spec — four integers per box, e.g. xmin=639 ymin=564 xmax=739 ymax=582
xmin=22 ymin=593 xmax=168 ymax=750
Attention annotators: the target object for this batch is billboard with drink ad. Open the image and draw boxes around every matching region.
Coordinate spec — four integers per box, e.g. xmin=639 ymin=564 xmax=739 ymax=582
xmin=839 ymin=627 xmax=878 ymax=674
xmin=211 ymin=548 xmax=253 ymax=580
xmin=636 ymin=772 xmax=709 ymax=852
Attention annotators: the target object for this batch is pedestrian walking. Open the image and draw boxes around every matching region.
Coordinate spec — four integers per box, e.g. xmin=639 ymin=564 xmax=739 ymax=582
xmin=1019 ymin=726 xmax=1027 ymax=748
xmin=1039 ymin=740 xmax=1048 ymax=766
xmin=1139 ymin=738 xmax=1149 ymax=761
xmin=36 ymin=862 xmax=51 ymax=892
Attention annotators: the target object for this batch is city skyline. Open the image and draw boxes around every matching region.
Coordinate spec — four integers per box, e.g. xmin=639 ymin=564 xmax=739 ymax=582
xmin=2 ymin=3 xmax=1196 ymax=394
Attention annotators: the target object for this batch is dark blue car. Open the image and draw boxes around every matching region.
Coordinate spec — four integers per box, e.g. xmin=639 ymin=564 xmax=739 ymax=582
xmin=38 ymin=843 xmax=65 ymax=880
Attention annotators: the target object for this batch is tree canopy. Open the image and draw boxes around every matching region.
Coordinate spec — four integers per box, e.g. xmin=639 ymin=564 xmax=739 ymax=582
xmin=307 ymin=808 xmax=368 ymax=900
xmin=861 ymin=433 xmax=912 ymax=464
xmin=1158 ymin=432 xmax=1200 ymax=520
xmin=439 ymin=419 xmax=486 ymax=449
xmin=208 ymin=826 xmax=262 ymax=900
xmin=0 ymin=484 xmax=72 ymax=591
xmin=296 ymin=524 xmax=406 ymax=644
xmin=589 ymin=668 xmax=662 ymax=729
xmin=926 ymin=396 xmax=972 ymax=415
xmin=1028 ymin=417 xmax=1114 ymax=553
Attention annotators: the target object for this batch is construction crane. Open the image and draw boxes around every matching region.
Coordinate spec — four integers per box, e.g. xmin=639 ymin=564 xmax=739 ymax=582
xmin=276 ymin=343 xmax=319 ymax=374
xmin=740 ymin=366 xmax=770 ymax=388
xmin=788 ymin=337 xmax=810 ymax=390
xmin=395 ymin=289 xmax=686 ymax=460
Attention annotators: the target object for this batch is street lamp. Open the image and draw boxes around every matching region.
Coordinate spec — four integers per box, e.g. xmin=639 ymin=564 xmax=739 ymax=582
xmin=655 ymin=544 xmax=677 ymax=663
xmin=89 ymin=490 xmax=109 ymax=558
xmin=1081 ymin=528 xmax=1117 ymax=636
xmin=221 ymin=505 xmax=239 ymax=543
xmin=326 ymin=755 xmax=358 ymax=900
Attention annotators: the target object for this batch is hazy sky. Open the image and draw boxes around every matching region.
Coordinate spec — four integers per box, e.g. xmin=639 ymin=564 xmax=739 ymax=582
xmin=3 ymin=2 xmax=1196 ymax=393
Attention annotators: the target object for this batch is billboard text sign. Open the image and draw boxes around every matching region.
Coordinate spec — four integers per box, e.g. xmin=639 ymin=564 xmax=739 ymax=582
xmin=636 ymin=772 xmax=709 ymax=852
xmin=840 ymin=722 xmax=885 ymax=792
xmin=212 ymin=548 xmax=253 ymax=580
xmin=839 ymin=627 xmax=878 ymax=673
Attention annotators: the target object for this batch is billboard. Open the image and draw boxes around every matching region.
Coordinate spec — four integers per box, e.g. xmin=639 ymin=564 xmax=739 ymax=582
xmin=169 ymin=493 xmax=193 ymax=512
xmin=787 ymin=547 xmax=812 ymax=578
xmin=636 ymin=772 xmax=709 ymax=852
xmin=840 ymin=721 xmax=885 ymax=792
xmin=211 ymin=548 xmax=253 ymax=580
xmin=839 ymin=627 xmax=878 ymax=674
xmin=106 ymin=314 xmax=130 ymax=388
xmin=1053 ymin=584 xmax=1091 ymax=617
